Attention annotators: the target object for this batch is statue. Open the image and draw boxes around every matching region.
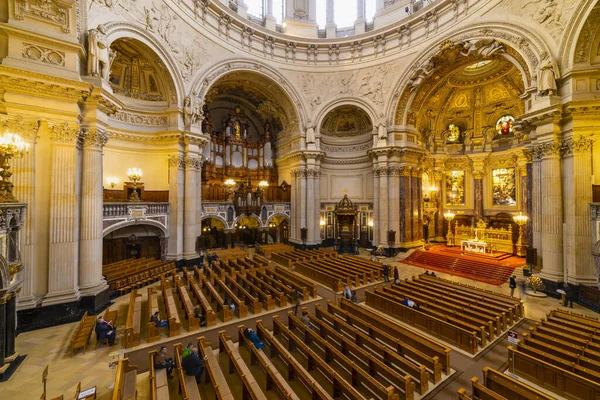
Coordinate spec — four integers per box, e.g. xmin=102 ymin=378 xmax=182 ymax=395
xmin=306 ymin=126 xmax=315 ymax=144
xmin=538 ymin=57 xmax=559 ymax=96
xmin=87 ymin=24 xmax=113 ymax=80
xmin=183 ymin=96 xmax=194 ymax=129
xmin=460 ymin=39 xmax=504 ymax=57
xmin=191 ymin=93 xmax=203 ymax=124
xmin=378 ymin=124 xmax=387 ymax=140
xmin=407 ymin=59 xmax=435 ymax=91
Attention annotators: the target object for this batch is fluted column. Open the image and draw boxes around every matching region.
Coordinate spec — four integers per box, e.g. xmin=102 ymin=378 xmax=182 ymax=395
xmin=525 ymin=160 xmax=533 ymax=248
xmin=183 ymin=156 xmax=201 ymax=260
xmin=306 ymin=169 xmax=315 ymax=244
xmin=78 ymin=128 xmax=109 ymax=297
xmin=434 ymin=170 xmax=445 ymax=241
xmin=372 ymin=166 xmax=380 ymax=246
xmin=299 ymin=168 xmax=307 ymax=237
xmin=411 ymin=168 xmax=423 ymax=242
xmin=379 ymin=167 xmax=389 ymax=248
xmin=473 ymin=170 xmax=485 ymax=222
xmin=388 ymin=166 xmax=400 ymax=248
xmin=564 ymin=137 xmax=595 ymax=284
xmin=399 ymin=166 xmax=411 ymax=244
xmin=536 ymin=142 xmax=564 ymax=281
xmin=167 ymin=154 xmax=185 ymax=260
xmin=4 ymin=116 xmax=40 ymax=309
xmin=312 ymin=169 xmax=321 ymax=245
xmin=531 ymin=154 xmax=542 ymax=260
xmin=43 ymin=122 xmax=81 ymax=306
xmin=290 ymin=169 xmax=298 ymax=243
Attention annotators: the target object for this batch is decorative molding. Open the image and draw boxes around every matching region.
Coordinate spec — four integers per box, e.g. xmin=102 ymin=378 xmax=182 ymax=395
xmin=80 ymin=127 xmax=109 ymax=149
xmin=0 ymin=115 xmax=40 ymax=142
xmin=168 ymin=154 xmax=186 ymax=169
xmin=185 ymin=156 xmax=203 ymax=170
xmin=14 ymin=0 xmax=72 ymax=33
xmin=322 ymin=156 xmax=371 ymax=165
xmin=48 ymin=121 xmax=81 ymax=145
xmin=21 ymin=43 xmax=65 ymax=66
xmin=532 ymin=141 xmax=564 ymax=160
xmin=111 ymin=111 xmax=169 ymax=126
xmin=563 ymin=136 xmax=594 ymax=156
xmin=399 ymin=166 xmax=412 ymax=176
xmin=320 ymin=142 xmax=372 ymax=153
xmin=473 ymin=170 xmax=485 ymax=179
xmin=0 ymin=66 xmax=91 ymax=102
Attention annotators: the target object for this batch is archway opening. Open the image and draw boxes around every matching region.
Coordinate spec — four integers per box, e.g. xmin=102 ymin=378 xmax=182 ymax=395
xmin=102 ymin=224 xmax=164 ymax=264
xmin=200 ymin=217 xmax=227 ymax=249
xmin=267 ymin=215 xmax=290 ymax=244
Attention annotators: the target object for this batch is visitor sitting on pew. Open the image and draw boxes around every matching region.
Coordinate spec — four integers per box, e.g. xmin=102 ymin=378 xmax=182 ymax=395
xmin=430 ymin=271 xmax=436 ymax=277
xmin=154 ymin=346 xmax=174 ymax=378
xmin=243 ymin=328 xmax=265 ymax=350
xmin=342 ymin=283 xmax=352 ymax=299
xmin=182 ymin=342 xmax=194 ymax=357
xmin=151 ymin=311 xmax=169 ymax=329
xmin=393 ymin=266 xmax=400 ymax=285
xmin=223 ymin=298 xmax=236 ymax=312
xmin=95 ymin=316 xmax=116 ymax=346
xmin=193 ymin=307 xmax=206 ymax=327
xmin=293 ymin=292 xmax=301 ymax=316
xmin=401 ymin=296 xmax=420 ymax=310
xmin=382 ymin=264 xmax=390 ymax=283
xmin=424 ymin=270 xmax=430 ymax=276
xmin=350 ymin=290 xmax=359 ymax=304
xmin=182 ymin=347 xmax=207 ymax=384
xmin=300 ymin=310 xmax=312 ymax=328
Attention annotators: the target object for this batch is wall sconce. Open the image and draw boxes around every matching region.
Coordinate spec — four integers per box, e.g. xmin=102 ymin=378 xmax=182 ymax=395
xmin=368 ymin=220 xmax=374 ymax=227
xmin=107 ymin=177 xmax=118 ymax=188
xmin=320 ymin=218 xmax=326 ymax=226
xmin=0 ymin=133 xmax=29 ymax=202
xmin=127 ymin=168 xmax=143 ymax=202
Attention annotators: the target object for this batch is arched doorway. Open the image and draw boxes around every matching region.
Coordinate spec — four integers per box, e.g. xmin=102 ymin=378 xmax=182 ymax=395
xmin=102 ymin=224 xmax=164 ymax=264
xmin=267 ymin=215 xmax=290 ymax=244
xmin=234 ymin=215 xmax=261 ymax=245
xmin=200 ymin=217 xmax=227 ymax=249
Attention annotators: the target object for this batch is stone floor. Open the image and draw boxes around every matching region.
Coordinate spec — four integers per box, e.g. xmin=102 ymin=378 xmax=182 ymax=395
xmin=2 ymin=249 xmax=599 ymax=400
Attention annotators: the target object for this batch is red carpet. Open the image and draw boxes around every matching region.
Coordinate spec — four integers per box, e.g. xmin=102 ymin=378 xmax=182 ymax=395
xmin=401 ymin=245 xmax=524 ymax=286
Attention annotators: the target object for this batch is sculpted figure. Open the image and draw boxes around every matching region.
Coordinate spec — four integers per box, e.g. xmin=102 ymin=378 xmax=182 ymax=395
xmin=461 ymin=39 xmax=504 ymax=57
xmin=538 ymin=57 xmax=560 ymax=96
xmin=378 ymin=124 xmax=387 ymax=140
xmin=306 ymin=127 xmax=316 ymax=144
xmin=407 ymin=59 xmax=435 ymax=91
xmin=183 ymin=96 xmax=194 ymax=129
xmin=87 ymin=25 xmax=112 ymax=80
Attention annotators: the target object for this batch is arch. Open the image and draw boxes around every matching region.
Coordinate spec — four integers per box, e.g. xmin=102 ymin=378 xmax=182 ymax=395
xmin=102 ymin=220 xmax=169 ymax=238
xmin=189 ymin=58 xmax=307 ymax=135
xmin=267 ymin=213 xmax=291 ymax=224
xmin=386 ymin=23 xmax=553 ymax=126
xmin=103 ymin=22 xmax=185 ymax=106
xmin=559 ymin=0 xmax=600 ymax=70
xmin=200 ymin=214 xmax=228 ymax=227
xmin=233 ymin=214 xmax=262 ymax=228
xmin=314 ymin=98 xmax=379 ymax=136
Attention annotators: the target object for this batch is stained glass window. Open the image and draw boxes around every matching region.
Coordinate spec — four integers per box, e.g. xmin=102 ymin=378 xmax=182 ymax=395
xmin=492 ymin=168 xmax=516 ymax=206
xmin=496 ymin=115 xmax=514 ymax=136
xmin=445 ymin=171 xmax=465 ymax=206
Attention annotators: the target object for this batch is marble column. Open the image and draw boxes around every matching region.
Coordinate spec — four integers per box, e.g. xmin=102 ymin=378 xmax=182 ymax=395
xmin=473 ymin=170 xmax=484 ymax=222
xmin=8 ymin=117 xmax=39 ymax=309
xmin=78 ymin=128 xmax=109 ymax=297
xmin=434 ymin=171 xmax=445 ymax=241
xmin=526 ymin=162 xmax=533 ymax=248
xmin=0 ymin=299 xmax=5 ymax=371
xmin=290 ymin=169 xmax=298 ymax=243
xmin=537 ymin=142 xmax=564 ymax=281
xmin=388 ymin=166 xmax=400 ymax=249
xmin=399 ymin=166 xmax=411 ymax=244
xmin=4 ymin=295 xmax=16 ymax=360
xmin=265 ymin=0 xmax=276 ymax=29
xmin=355 ymin=0 xmax=366 ymax=33
xmin=531 ymin=157 xmax=542 ymax=262
xmin=167 ymin=154 xmax=185 ymax=260
xmin=299 ymin=169 xmax=307 ymax=238
xmin=564 ymin=137 xmax=595 ymax=284
xmin=372 ymin=167 xmax=380 ymax=246
xmin=379 ymin=167 xmax=389 ymax=248
xmin=411 ymin=168 xmax=423 ymax=242
xmin=306 ymin=169 xmax=315 ymax=244
xmin=183 ymin=156 xmax=200 ymax=260
xmin=43 ymin=122 xmax=81 ymax=306
xmin=325 ymin=0 xmax=336 ymax=37
xmin=313 ymin=169 xmax=321 ymax=245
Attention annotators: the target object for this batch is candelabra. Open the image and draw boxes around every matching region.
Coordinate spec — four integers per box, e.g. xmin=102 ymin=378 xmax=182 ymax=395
xmin=0 ymin=133 xmax=29 ymax=202
xmin=513 ymin=212 xmax=528 ymax=257
xmin=127 ymin=168 xmax=143 ymax=202
xmin=444 ymin=211 xmax=455 ymax=247
xmin=224 ymin=178 xmax=236 ymax=201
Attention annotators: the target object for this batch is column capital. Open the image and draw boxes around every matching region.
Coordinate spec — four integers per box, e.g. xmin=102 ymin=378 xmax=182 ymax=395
xmin=168 ymin=154 xmax=186 ymax=169
xmin=562 ymin=136 xmax=594 ymax=156
xmin=0 ymin=115 xmax=40 ymax=142
xmin=48 ymin=121 xmax=81 ymax=145
xmin=185 ymin=156 xmax=203 ymax=171
xmin=411 ymin=167 xmax=423 ymax=178
xmin=399 ymin=166 xmax=412 ymax=177
xmin=80 ymin=127 xmax=109 ymax=149
xmin=532 ymin=140 xmax=563 ymax=160
xmin=473 ymin=170 xmax=485 ymax=180
xmin=432 ymin=170 xmax=444 ymax=182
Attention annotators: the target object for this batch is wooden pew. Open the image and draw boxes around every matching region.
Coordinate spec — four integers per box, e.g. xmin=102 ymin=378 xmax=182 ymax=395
xmin=237 ymin=325 xmax=300 ymax=400
xmin=174 ymin=343 xmax=201 ymax=400
xmin=273 ymin=315 xmax=405 ymax=400
xmin=218 ymin=331 xmax=268 ymax=400
xmin=70 ymin=312 xmax=96 ymax=355
xmin=482 ymin=366 xmax=554 ymax=400
xmin=235 ymin=274 xmax=274 ymax=311
xmin=189 ymin=280 xmax=217 ymax=327
xmin=245 ymin=271 xmax=287 ymax=307
xmin=255 ymin=320 xmax=334 ymax=400
xmin=262 ymin=268 xmax=309 ymax=301
xmin=147 ymin=288 xmax=161 ymax=343
xmin=201 ymin=277 xmax=233 ymax=322
xmin=197 ymin=337 xmax=234 ymax=399
xmin=508 ymin=345 xmax=600 ymax=400
xmin=111 ymin=358 xmax=137 ymax=400
xmin=149 ymin=350 xmax=170 ymax=400
xmin=335 ymin=299 xmax=452 ymax=374
xmin=273 ymin=266 xmax=317 ymax=298
xmin=125 ymin=291 xmax=142 ymax=348
xmin=161 ymin=279 xmax=182 ymax=337
xmin=175 ymin=276 xmax=199 ymax=331
xmin=293 ymin=261 xmax=345 ymax=292
xmin=212 ymin=276 xmax=248 ymax=319
xmin=224 ymin=275 xmax=262 ymax=314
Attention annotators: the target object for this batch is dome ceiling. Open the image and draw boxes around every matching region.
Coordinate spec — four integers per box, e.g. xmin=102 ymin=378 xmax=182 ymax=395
xmin=320 ymin=106 xmax=373 ymax=137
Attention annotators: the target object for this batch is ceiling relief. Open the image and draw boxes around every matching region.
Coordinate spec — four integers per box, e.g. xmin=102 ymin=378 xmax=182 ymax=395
xmin=109 ymin=39 xmax=174 ymax=102
xmin=320 ymin=106 xmax=373 ymax=138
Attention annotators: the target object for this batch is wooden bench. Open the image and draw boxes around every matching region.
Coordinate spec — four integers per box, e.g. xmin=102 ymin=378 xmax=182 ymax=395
xmin=212 ymin=276 xmax=248 ymax=318
xmin=175 ymin=276 xmax=199 ymax=331
xmin=149 ymin=350 xmax=170 ymax=400
xmin=147 ymin=288 xmax=161 ymax=343
xmin=174 ymin=344 xmax=201 ymax=400
xmin=224 ymin=274 xmax=262 ymax=314
xmin=237 ymin=325 xmax=300 ymax=400
xmin=218 ymin=331 xmax=268 ymax=400
xmin=95 ymin=306 xmax=118 ymax=349
xmin=190 ymin=280 xmax=217 ymax=327
xmin=481 ymin=366 xmax=554 ymax=400
xmin=255 ymin=320 xmax=334 ymax=399
xmin=336 ymin=299 xmax=452 ymax=374
xmin=70 ymin=312 xmax=96 ymax=356
xmin=236 ymin=274 xmax=274 ymax=311
xmin=201 ymin=277 xmax=233 ymax=322
xmin=245 ymin=271 xmax=287 ymax=307
xmin=125 ymin=290 xmax=142 ymax=348
xmin=197 ymin=337 xmax=234 ymax=399
xmin=111 ymin=358 xmax=137 ymax=400
xmin=262 ymin=268 xmax=309 ymax=301
xmin=162 ymin=279 xmax=182 ymax=337
xmin=273 ymin=266 xmax=317 ymax=298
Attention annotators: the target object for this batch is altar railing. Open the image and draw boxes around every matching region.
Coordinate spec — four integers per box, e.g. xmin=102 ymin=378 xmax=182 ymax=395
xmin=454 ymin=222 xmax=514 ymax=254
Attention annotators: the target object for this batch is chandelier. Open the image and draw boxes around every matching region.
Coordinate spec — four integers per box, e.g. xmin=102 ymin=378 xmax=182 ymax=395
xmin=0 ymin=133 xmax=29 ymax=203
xmin=127 ymin=168 xmax=143 ymax=202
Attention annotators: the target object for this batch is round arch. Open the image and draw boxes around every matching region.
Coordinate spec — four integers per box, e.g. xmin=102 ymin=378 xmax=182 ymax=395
xmin=314 ymin=98 xmax=380 ymax=136
xmin=559 ymin=0 xmax=599 ymax=70
xmin=386 ymin=23 xmax=553 ymax=126
xmin=200 ymin=214 xmax=228 ymax=227
xmin=103 ymin=21 xmax=185 ymax=106
xmin=189 ymin=58 xmax=307 ymax=135
xmin=267 ymin=213 xmax=291 ymax=225
xmin=102 ymin=220 xmax=169 ymax=238
xmin=233 ymin=214 xmax=262 ymax=228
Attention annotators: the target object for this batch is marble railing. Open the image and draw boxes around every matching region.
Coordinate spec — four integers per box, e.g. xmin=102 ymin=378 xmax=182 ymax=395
xmin=102 ymin=202 xmax=170 ymax=235
xmin=202 ymin=202 xmax=290 ymax=229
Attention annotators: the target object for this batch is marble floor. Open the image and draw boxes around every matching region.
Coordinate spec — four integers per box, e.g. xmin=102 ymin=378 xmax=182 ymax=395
xmin=2 ymin=249 xmax=599 ymax=400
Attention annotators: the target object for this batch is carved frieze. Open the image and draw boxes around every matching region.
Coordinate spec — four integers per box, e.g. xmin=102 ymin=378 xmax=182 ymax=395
xmin=21 ymin=43 xmax=65 ymax=66
xmin=532 ymin=141 xmax=564 ymax=160
xmin=15 ymin=0 xmax=72 ymax=33
xmin=110 ymin=111 xmax=168 ymax=127
xmin=321 ymin=143 xmax=371 ymax=153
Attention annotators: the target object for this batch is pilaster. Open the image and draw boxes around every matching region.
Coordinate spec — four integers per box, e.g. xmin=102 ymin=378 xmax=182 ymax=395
xmin=433 ymin=170 xmax=445 ymax=241
xmin=411 ymin=167 xmax=424 ymax=244
xmin=167 ymin=153 xmax=185 ymax=260
xmin=388 ymin=165 xmax=400 ymax=248
xmin=372 ymin=163 xmax=380 ymax=246
xmin=472 ymin=170 xmax=485 ymax=222
xmin=183 ymin=155 xmax=202 ymax=260
xmin=43 ymin=121 xmax=81 ymax=306
xmin=399 ymin=166 xmax=411 ymax=244
xmin=378 ymin=166 xmax=389 ymax=248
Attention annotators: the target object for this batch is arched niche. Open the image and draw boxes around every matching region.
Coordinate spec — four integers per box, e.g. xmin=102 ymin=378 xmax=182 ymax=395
xmin=102 ymin=224 xmax=166 ymax=264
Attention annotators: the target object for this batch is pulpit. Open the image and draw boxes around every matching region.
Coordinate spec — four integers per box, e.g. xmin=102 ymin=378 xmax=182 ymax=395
xmin=334 ymin=194 xmax=358 ymax=254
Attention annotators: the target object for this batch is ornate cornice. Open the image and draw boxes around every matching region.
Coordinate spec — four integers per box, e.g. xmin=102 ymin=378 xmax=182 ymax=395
xmin=323 ymin=156 xmax=370 ymax=165
xmin=48 ymin=121 xmax=81 ymax=145
xmin=562 ymin=101 xmax=600 ymax=118
xmin=0 ymin=115 xmax=40 ymax=142
xmin=109 ymin=131 xmax=183 ymax=143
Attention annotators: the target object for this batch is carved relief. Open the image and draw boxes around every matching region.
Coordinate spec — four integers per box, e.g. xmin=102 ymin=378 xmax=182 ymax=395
xmin=80 ymin=127 xmax=110 ymax=148
xmin=111 ymin=111 xmax=168 ymax=126
xmin=14 ymin=0 xmax=72 ymax=33
xmin=499 ymin=0 xmax=577 ymax=42
xmin=48 ymin=121 xmax=81 ymax=145
xmin=21 ymin=43 xmax=65 ymax=66
xmin=0 ymin=115 xmax=40 ymax=142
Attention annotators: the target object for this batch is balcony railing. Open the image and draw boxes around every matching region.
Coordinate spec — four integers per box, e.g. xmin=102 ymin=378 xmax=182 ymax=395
xmin=102 ymin=202 xmax=170 ymax=235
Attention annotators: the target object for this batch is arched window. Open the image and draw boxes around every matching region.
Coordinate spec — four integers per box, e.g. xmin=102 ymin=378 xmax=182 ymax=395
xmin=334 ymin=0 xmax=357 ymax=28
xmin=365 ymin=0 xmax=377 ymax=22
xmin=316 ymin=0 xmax=326 ymax=28
xmin=273 ymin=0 xmax=285 ymax=24
xmin=246 ymin=0 xmax=264 ymax=18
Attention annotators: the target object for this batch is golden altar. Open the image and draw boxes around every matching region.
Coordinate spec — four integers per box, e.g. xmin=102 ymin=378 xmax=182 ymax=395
xmin=454 ymin=220 xmax=514 ymax=254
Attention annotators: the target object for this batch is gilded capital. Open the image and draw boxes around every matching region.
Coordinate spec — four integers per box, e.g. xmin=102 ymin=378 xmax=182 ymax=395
xmin=0 ymin=115 xmax=40 ymax=142
xmin=168 ymin=154 xmax=186 ymax=169
xmin=80 ymin=127 xmax=109 ymax=149
xmin=399 ymin=166 xmax=412 ymax=177
xmin=473 ymin=170 xmax=485 ymax=180
xmin=433 ymin=170 xmax=444 ymax=182
xmin=185 ymin=156 xmax=203 ymax=171
xmin=49 ymin=121 xmax=81 ymax=145
xmin=411 ymin=167 xmax=422 ymax=178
